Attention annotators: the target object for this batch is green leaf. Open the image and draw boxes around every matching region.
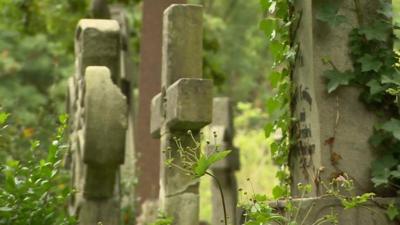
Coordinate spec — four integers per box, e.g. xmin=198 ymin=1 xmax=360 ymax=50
xmin=387 ymin=203 xmax=400 ymax=221
xmin=259 ymin=0 xmax=271 ymax=11
xmin=272 ymin=185 xmax=287 ymax=199
xmin=371 ymin=155 xmax=398 ymax=187
xmin=357 ymin=54 xmax=383 ymax=72
xmin=367 ymin=79 xmax=385 ymax=95
xmin=207 ymin=150 xmax=231 ymax=165
xmin=254 ymin=194 xmax=268 ymax=202
xmin=259 ymin=18 xmax=276 ymax=39
xmin=359 ymin=20 xmax=391 ymax=41
xmin=316 ymin=2 xmax=347 ymax=27
xmin=323 ymin=69 xmax=355 ymax=93
xmin=380 ymin=119 xmax=400 ymax=140
xmin=0 ymin=112 xmax=9 ymax=125
xmin=194 ymin=150 xmax=231 ymax=178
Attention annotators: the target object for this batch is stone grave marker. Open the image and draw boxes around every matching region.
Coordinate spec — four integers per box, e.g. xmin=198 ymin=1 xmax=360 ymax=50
xmin=287 ymin=0 xmax=399 ymax=224
xmin=135 ymin=1 xmax=185 ymax=217
xmin=207 ymin=97 xmax=240 ymax=225
xmin=150 ymin=4 xmax=213 ymax=225
xmin=67 ymin=19 xmax=127 ymax=225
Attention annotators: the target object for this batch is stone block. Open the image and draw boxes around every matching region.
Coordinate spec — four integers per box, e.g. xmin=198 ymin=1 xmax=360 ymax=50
xmin=290 ymin=0 xmax=383 ymax=196
xmin=160 ymin=130 xmax=200 ymax=196
xmin=75 ymin=19 xmax=120 ymax=82
xmin=150 ymin=93 xmax=162 ymax=138
xmin=78 ymin=197 xmax=120 ymax=225
xmin=212 ymin=97 xmax=234 ymax=138
xmin=83 ymin=66 xmax=127 ymax=166
xmin=271 ymin=197 xmax=400 ymax=225
xmin=164 ymin=193 xmax=199 ymax=225
xmin=211 ymin=170 xmax=237 ymax=225
xmin=83 ymin=165 xmax=117 ymax=198
xmin=165 ymin=78 xmax=213 ymax=131
xmin=162 ymin=4 xmax=203 ymax=87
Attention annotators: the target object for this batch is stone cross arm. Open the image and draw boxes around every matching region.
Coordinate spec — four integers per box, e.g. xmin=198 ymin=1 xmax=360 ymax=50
xmin=150 ymin=78 xmax=213 ymax=137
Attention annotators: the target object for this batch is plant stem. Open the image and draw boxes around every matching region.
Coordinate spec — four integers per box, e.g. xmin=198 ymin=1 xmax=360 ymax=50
xmin=206 ymin=171 xmax=228 ymax=225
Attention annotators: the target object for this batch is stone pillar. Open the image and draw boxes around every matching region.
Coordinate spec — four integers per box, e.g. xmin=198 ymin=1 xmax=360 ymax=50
xmin=208 ymin=97 xmax=240 ymax=225
xmin=68 ymin=19 xmax=127 ymax=225
xmin=150 ymin=4 xmax=213 ymax=225
xmin=135 ymin=0 xmax=185 ymax=214
xmin=288 ymin=0 xmax=399 ymax=224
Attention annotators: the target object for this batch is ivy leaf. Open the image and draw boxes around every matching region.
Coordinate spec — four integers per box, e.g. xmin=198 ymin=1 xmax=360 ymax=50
xmin=357 ymin=54 xmax=383 ymax=72
xmin=316 ymin=2 xmax=346 ymax=27
xmin=259 ymin=0 xmax=271 ymax=11
xmin=387 ymin=203 xmax=400 ymax=221
xmin=359 ymin=20 xmax=391 ymax=41
xmin=259 ymin=18 xmax=276 ymax=39
xmin=367 ymin=79 xmax=385 ymax=95
xmin=323 ymin=69 xmax=355 ymax=93
xmin=378 ymin=1 xmax=393 ymax=18
xmin=380 ymin=118 xmax=400 ymax=140
xmin=371 ymin=155 xmax=398 ymax=187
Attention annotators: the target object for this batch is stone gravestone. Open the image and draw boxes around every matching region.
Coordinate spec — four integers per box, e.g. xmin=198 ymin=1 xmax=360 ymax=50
xmin=67 ymin=19 xmax=127 ymax=225
xmin=286 ymin=0 xmax=399 ymax=224
xmin=135 ymin=1 xmax=185 ymax=218
xmin=150 ymin=4 xmax=213 ymax=225
xmin=207 ymin=97 xmax=240 ymax=225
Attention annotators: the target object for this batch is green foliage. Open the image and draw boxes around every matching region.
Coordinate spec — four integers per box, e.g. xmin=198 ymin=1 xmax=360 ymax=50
xmin=323 ymin=69 xmax=355 ymax=93
xmin=315 ymin=1 xmax=346 ymax=27
xmin=259 ymin=0 xmax=293 ymax=197
xmin=194 ymin=150 xmax=231 ymax=178
xmin=149 ymin=212 xmax=173 ymax=225
xmin=387 ymin=202 xmax=400 ymax=221
xmin=0 ymin=114 xmax=75 ymax=225
xmin=317 ymin=1 xmax=400 ymax=193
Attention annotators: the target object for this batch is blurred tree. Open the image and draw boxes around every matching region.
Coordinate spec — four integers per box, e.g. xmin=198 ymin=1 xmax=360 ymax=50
xmin=190 ymin=0 xmax=273 ymax=105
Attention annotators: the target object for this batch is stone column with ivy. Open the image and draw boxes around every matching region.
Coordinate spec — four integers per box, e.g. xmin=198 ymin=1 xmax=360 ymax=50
xmin=150 ymin=4 xmax=213 ymax=225
xmin=287 ymin=0 xmax=400 ymax=224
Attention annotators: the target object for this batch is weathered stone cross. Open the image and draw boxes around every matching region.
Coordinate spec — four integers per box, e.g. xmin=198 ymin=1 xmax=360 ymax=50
xmin=150 ymin=4 xmax=213 ymax=225
xmin=68 ymin=19 xmax=127 ymax=225
xmin=208 ymin=97 xmax=240 ymax=225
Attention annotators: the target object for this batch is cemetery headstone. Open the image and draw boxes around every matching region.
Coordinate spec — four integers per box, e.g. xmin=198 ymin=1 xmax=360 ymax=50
xmin=135 ymin=1 xmax=185 ymax=216
xmin=288 ymin=0 xmax=399 ymax=224
xmin=208 ymin=97 xmax=240 ymax=225
xmin=67 ymin=19 xmax=126 ymax=225
xmin=150 ymin=4 xmax=213 ymax=225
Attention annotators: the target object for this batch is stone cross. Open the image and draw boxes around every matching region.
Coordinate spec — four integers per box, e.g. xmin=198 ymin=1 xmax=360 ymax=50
xmin=288 ymin=0 xmax=398 ymax=224
xmin=208 ymin=97 xmax=240 ymax=225
xmin=67 ymin=19 xmax=127 ymax=225
xmin=150 ymin=4 xmax=213 ymax=225
xmin=135 ymin=1 xmax=185 ymax=218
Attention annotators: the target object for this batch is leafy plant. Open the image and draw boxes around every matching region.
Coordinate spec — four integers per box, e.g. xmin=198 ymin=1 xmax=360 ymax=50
xmin=149 ymin=212 xmax=173 ymax=225
xmin=259 ymin=0 xmax=294 ymax=199
xmin=317 ymin=0 xmax=400 ymax=194
xmin=0 ymin=114 xmax=75 ymax=225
